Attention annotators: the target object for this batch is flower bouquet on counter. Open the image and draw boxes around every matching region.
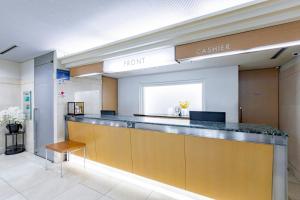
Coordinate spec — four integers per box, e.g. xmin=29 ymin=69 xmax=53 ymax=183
xmin=0 ymin=107 xmax=24 ymax=133
xmin=179 ymin=101 xmax=190 ymax=116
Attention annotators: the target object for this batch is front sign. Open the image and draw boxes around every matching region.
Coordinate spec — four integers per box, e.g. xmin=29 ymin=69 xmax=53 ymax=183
xmin=103 ymin=47 xmax=176 ymax=73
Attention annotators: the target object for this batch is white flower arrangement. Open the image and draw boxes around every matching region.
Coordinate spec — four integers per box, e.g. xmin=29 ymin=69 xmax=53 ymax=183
xmin=0 ymin=107 xmax=25 ymax=126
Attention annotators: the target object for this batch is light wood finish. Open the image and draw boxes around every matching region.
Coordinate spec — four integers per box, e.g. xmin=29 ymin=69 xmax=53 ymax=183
xmin=176 ymin=20 xmax=300 ymax=60
xmin=94 ymin=125 xmax=132 ymax=172
xmin=67 ymin=121 xmax=97 ymax=161
xmin=46 ymin=140 xmax=85 ymax=153
xmin=102 ymin=76 xmax=118 ymax=111
xmin=67 ymin=122 xmax=275 ymax=198
xmin=185 ymin=136 xmax=273 ymax=200
xmin=239 ymin=68 xmax=279 ymax=128
xmin=70 ymin=62 xmax=103 ymax=77
xmin=131 ymin=129 xmax=186 ymax=189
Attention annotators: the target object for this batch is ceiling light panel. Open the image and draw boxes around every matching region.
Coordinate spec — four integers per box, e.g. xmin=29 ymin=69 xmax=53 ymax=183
xmin=0 ymin=0 xmax=257 ymax=61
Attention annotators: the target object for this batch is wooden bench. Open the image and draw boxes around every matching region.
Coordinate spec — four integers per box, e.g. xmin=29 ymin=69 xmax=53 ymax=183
xmin=45 ymin=140 xmax=86 ymax=177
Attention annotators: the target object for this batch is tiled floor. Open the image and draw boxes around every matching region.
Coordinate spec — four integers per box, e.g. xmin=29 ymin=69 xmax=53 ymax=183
xmin=0 ymin=152 xmax=181 ymax=200
xmin=289 ymin=170 xmax=300 ymax=200
xmin=0 ymin=152 xmax=299 ymax=200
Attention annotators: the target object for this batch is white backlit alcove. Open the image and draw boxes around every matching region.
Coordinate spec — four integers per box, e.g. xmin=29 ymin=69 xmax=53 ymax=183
xmin=141 ymin=82 xmax=203 ymax=115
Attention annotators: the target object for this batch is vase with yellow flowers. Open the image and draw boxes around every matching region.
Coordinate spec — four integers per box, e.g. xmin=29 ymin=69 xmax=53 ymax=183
xmin=179 ymin=101 xmax=190 ymax=116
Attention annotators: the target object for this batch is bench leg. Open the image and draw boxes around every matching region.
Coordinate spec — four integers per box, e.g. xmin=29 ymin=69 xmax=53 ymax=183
xmin=45 ymin=149 xmax=48 ymax=170
xmin=83 ymin=147 xmax=86 ymax=169
xmin=61 ymin=153 xmax=63 ymax=178
xmin=67 ymin=152 xmax=69 ymax=161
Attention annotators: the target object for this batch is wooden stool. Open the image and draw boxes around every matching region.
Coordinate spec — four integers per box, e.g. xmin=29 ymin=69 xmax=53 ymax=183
xmin=45 ymin=140 xmax=86 ymax=177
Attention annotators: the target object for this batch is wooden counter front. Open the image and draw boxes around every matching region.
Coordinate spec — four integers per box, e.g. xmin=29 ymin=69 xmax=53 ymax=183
xmin=131 ymin=129 xmax=186 ymax=189
xmin=67 ymin=121 xmax=274 ymax=200
xmin=94 ymin=125 xmax=132 ymax=172
xmin=68 ymin=121 xmax=97 ymax=161
xmin=185 ymin=136 xmax=273 ymax=200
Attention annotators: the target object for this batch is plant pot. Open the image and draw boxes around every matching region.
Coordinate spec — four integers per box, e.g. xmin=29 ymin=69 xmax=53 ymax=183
xmin=181 ymin=108 xmax=189 ymax=116
xmin=6 ymin=123 xmax=22 ymax=133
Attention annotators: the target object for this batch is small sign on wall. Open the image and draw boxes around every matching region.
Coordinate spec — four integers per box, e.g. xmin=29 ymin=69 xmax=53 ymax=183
xmin=56 ymin=69 xmax=70 ymax=80
xmin=23 ymin=91 xmax=32 ymax=120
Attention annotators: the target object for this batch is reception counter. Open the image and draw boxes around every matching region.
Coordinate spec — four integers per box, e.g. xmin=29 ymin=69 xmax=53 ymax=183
xmin=65 ymin=114 xmax=287 ymax=200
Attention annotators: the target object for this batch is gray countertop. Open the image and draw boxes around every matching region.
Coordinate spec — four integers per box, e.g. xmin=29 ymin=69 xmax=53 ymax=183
xmin=65 ymin=114 xmax=287 ymax=145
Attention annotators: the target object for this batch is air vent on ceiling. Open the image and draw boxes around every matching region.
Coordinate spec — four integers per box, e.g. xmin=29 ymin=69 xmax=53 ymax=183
xmin=270 ymin=48 xmax=287 ymax=59
xmin=0 ymin=45 xmax=18 ymax=55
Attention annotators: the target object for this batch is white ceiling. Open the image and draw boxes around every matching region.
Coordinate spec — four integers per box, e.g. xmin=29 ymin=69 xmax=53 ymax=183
xmin=106 ymin=46 xmax=300 ymax=78
xmin=0 ymin=0 xmax=255 ymax=62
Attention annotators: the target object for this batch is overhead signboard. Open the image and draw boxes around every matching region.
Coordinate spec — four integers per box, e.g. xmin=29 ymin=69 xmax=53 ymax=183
xmin=103 ymin=47 xmax=176 ymax=73
xmin=176 ymin=20 xmax=300 ymax=62
xmin=70 ymin=62 xmax=103 ymax=77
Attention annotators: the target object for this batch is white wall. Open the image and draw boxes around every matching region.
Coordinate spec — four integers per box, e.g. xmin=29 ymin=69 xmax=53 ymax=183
xmin=20 ymin=59 xmax=34 ymax=153
xmin=0 ymin=59 xmax=34 ymax=154
xmin=0 ymin=59 xmax=21 ymax=111
xmin=56 ymin=76 xmax=101 ymax=141
xmin=280 ymin=56 xmax=300 ymax=179
xmin=0 ymin=59 xmax=21 ymax=153
xmin=118 ymin=66 xmax=239 ymax=122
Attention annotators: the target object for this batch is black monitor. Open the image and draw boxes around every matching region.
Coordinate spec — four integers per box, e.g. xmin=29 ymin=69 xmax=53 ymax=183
xmin=189 ymin=111 xmax=226 ymax=122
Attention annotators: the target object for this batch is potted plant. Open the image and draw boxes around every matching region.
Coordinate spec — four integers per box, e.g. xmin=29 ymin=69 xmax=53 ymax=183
xmin=179 ymin=101 xmax=190 ymax=116
xmin=0 ymin=107 xmax=24 ymax=133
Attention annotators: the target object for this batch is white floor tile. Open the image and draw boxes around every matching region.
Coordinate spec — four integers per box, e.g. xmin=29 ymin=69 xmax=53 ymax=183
xmin=4 ymin=194 xmax=27 ymax=200
xmin=53 ymin=184 xmax=102 ymax=200
xmin=147 ymin=192 xmax=177 ymax=200
xmin=21 ymin=173 xmax=81 ymax=200
xmin=21 ymin=152 xmax=48 ymax=167
xmin=289 ymin=181 xmax=300 ymax=200
xmin=0 ymin=155 xmax=28 ymax=170
xmin=0 ymin=162 xmax=54 ymax=192
xmin=98 ymin=196 xmax=114 ymax=200
xmin=289 ymin=170 xmax=300 ymax=185
xmin=107 ymin=182 xmax=151 ymax=200
xmin=0 ymin=179 xmax=18 ymax=200
xmin=1 ymin=152 xmax=299 ymax=200
xmin=82 ymin=173 xmax=119 ymax=194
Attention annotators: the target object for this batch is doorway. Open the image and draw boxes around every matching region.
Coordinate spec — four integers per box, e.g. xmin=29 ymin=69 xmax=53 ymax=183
xmin=34 ymin=52 xmax=54 ymax=159
xmin=239 ymin=68 xmax=279 ymax=128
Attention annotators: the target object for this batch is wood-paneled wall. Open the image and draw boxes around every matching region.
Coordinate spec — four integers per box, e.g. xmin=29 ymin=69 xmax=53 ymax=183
xmin=102 ymin=76 xmax=118 ymax=112
xmin=239 ymin=68 xmax=279 ymax=128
